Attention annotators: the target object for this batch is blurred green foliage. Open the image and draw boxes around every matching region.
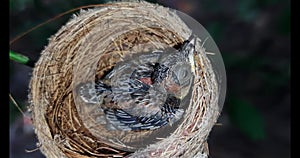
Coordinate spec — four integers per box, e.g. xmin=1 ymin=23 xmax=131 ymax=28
xmin=237 ymin=0 xmax=282 ymax=22
xmin=228 ymin=98 xmax=265 ymax=141
xmin=211 ymin=0 xmax=289 ymax=141
xmin=10 ymin=0 xmax=33 ymax=12
xmin=237 ymin=0 xmax=260 ymax=22
xmin=277 ymin=7 xmax=290 ymax=35
xmin=206 ymin=22 xmax=225 ymax=44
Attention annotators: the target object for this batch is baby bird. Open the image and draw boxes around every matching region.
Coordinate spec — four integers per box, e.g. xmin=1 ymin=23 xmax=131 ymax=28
xmin=78 ymin=36 xmax=196 ymax=131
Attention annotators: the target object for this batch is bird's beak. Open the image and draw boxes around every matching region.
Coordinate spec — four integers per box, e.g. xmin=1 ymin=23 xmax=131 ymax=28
xmin=183 ymin=36 xmax=196 ymax=54
xmin=187 ymin=37 xmax=196 ymax=75
xmin=180 ymin=35 xmax=197 ymax=75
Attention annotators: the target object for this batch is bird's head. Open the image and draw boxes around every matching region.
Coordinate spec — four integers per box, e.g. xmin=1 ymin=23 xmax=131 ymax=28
xmin=162 ymin=36 xmax=196 ymax=99
xmin=179 ymin=36 xmax=197 ymax=75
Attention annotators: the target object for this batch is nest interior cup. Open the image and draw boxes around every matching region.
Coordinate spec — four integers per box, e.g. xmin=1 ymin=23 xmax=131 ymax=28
xmin=29 ymin=1 xmax=226 ymax=158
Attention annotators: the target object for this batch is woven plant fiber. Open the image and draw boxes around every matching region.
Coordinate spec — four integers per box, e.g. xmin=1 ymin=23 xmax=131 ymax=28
xmin=29 ymin=1 xmax=223 ymax=157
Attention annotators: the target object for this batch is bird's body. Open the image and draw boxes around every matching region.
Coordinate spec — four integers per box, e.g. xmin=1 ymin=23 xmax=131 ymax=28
xmin=78 ymin=37 xmax=196 ymax=131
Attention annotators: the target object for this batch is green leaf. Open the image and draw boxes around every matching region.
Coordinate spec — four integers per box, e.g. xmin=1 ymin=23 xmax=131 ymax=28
xmin=228 ymin=98 xmax=266 ymax=141
xmin=9 ymin=50 xmax=30 ymax=65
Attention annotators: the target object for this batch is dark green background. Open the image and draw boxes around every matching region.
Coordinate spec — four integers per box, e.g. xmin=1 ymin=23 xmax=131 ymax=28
xmin=10 ymin=0 xmax=290 ymax=157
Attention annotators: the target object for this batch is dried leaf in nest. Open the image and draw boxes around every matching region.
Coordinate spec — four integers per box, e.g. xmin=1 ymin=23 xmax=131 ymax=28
xmin=29 ymin=1 xmax=226 ymax=158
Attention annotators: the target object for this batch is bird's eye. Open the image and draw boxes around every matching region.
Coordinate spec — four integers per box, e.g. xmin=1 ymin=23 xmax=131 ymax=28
xmin=178 ymin=68 xmax=188 ymax=78
xmin=173 ymin=63 xmax=192 ymax=84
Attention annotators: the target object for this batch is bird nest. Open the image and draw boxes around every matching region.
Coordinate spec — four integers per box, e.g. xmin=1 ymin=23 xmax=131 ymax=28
xmin=28 ymin=1 xmax=224 ymax=158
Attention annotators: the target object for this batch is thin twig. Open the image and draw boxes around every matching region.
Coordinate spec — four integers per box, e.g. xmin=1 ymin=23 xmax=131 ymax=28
xmin=9 ymin=93 xmax=26 ymax=117
xmin=10 ymin=3 xmax=120 ymax=45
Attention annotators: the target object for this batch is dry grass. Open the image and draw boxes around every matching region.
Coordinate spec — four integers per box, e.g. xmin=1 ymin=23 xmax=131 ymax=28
xmin=29 ymin=1 xmax=221 ymax=157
